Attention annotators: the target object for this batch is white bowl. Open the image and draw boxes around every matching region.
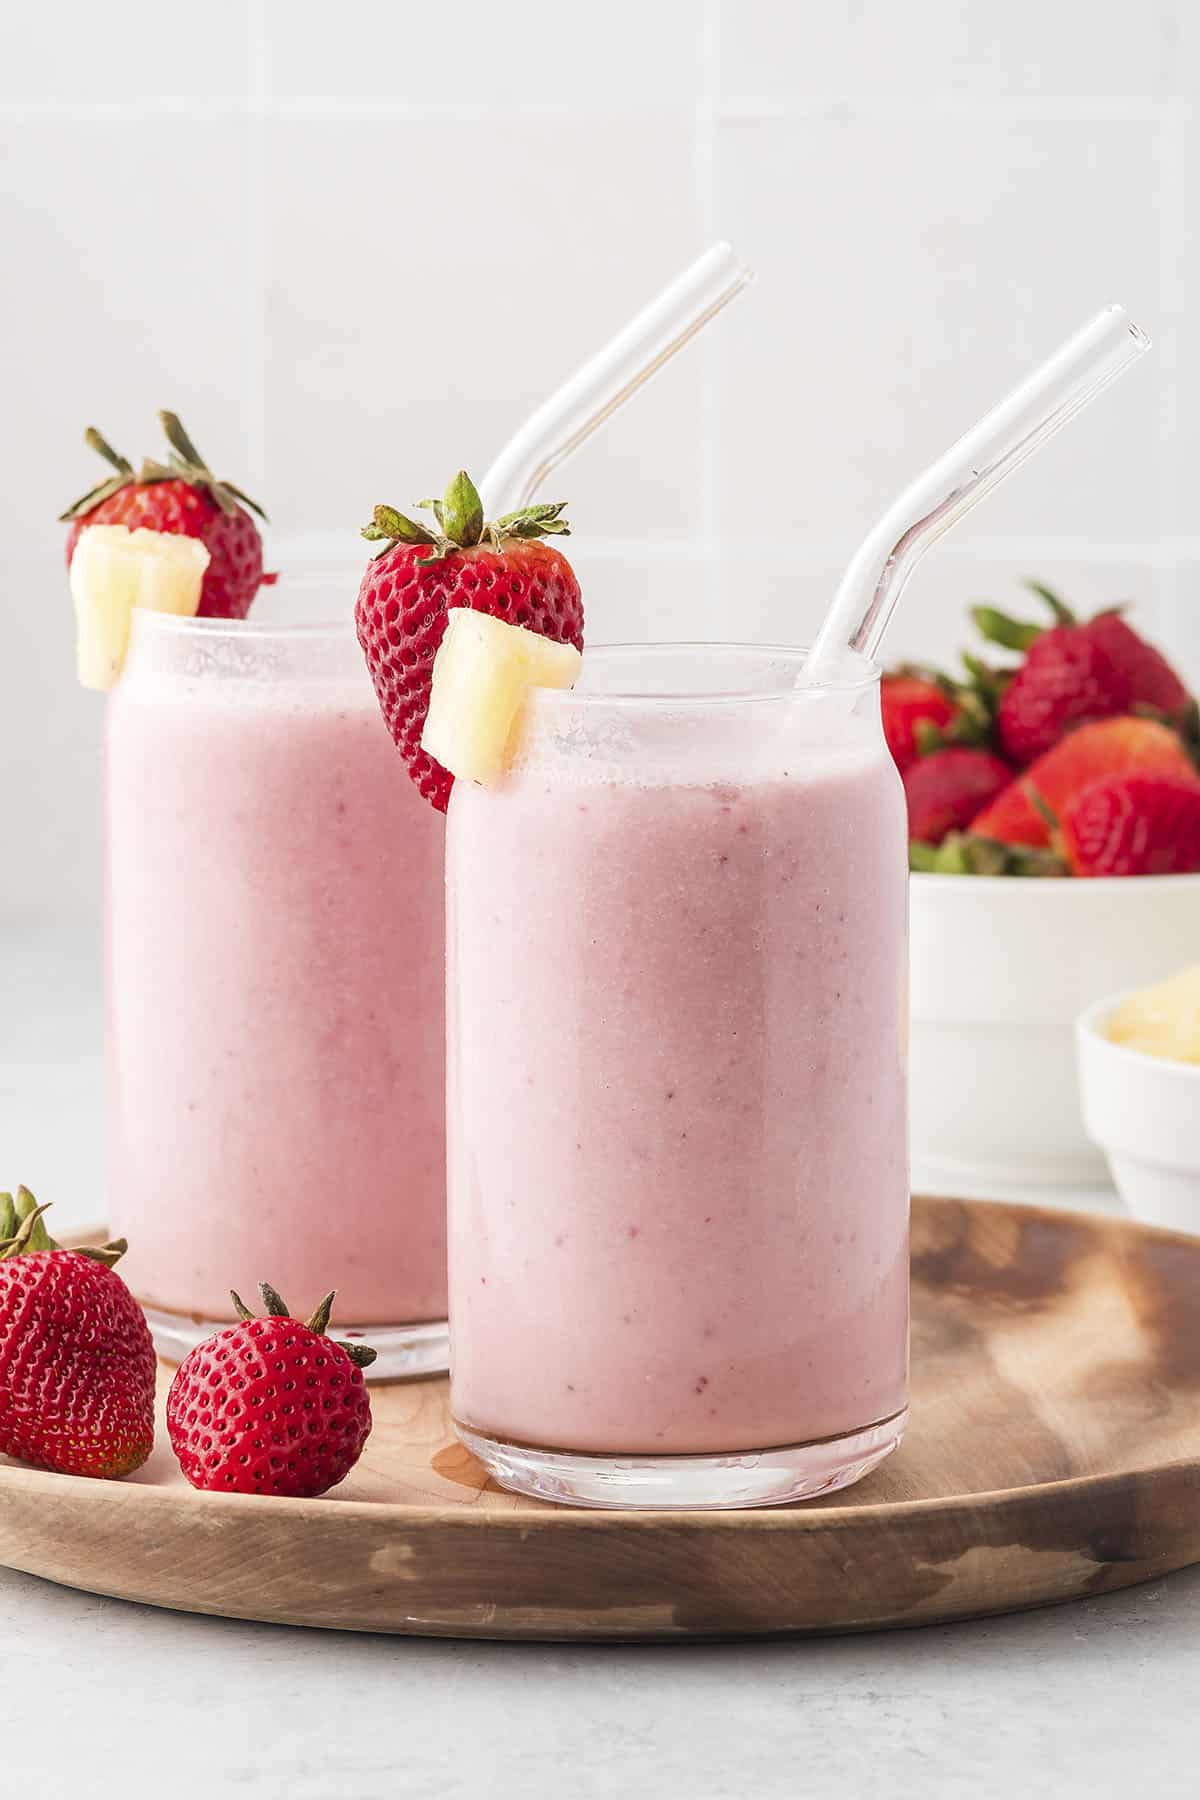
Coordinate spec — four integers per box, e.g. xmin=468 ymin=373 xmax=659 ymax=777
xmin=910 ymin=871 xmax=1200 ymax=1192
xmin=1077 ymin=991 xmax=1200 ymax=1232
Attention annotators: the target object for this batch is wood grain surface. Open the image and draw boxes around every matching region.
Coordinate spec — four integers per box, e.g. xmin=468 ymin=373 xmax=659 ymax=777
xmin=2 ymin=1195 xmax=1199 ymax=1640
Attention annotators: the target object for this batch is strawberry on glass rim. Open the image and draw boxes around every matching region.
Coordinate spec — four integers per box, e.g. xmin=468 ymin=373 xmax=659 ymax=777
xmin=355 ymin=468 xmax=584 ymax=811
xmin=61 ymin=410 xmax=275 ymax=623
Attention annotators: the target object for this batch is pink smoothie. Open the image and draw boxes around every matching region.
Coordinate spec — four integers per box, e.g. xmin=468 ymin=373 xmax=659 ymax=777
xmin=107 ymin=630 xmax=446 ymax=1326
xmin=448 ymin=733 xmax=909 ymax=1456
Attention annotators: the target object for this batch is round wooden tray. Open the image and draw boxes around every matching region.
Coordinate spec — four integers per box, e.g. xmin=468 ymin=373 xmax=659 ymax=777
xmin=2 ymin=1195 xmax=1199 ymax=1640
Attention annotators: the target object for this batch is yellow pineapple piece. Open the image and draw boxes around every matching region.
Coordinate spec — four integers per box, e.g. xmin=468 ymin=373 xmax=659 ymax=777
xmin=421 ymin=607 xmax=582 ymax=788
xmin=70 ymin=524 xmax=210 ymax=690
xmin=1106 ymin=964 xmax=1200 ymax=1065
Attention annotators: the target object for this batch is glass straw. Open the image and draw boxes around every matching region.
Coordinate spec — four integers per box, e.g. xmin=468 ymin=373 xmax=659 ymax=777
xmin=804 ymin=305 xmax=1151 ymax=678
xmin=479 ymin=242 xmax=754 ymax=518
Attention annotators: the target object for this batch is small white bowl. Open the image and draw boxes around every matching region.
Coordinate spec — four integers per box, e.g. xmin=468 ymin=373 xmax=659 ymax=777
xmin=910 ymin=871 xmax=1200 ymax=1192
xmin=1077 ymin=993 xmax=1200 ymax=1233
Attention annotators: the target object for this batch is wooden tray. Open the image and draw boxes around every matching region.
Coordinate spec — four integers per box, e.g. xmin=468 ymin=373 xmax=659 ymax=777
xmin=2 ymin=1195 xmax=1199 ymax=1640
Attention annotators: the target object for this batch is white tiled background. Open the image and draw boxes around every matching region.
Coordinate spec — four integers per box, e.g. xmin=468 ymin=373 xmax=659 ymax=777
xmin=4 ymin=0 xmax=1200 ymax=922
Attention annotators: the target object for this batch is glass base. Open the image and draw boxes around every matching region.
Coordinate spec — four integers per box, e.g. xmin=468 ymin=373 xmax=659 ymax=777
xmin=142 ymin=1305 xmax=449 ymax=1382
xmin=454 ymin=1408 xmax=908 ymax=1510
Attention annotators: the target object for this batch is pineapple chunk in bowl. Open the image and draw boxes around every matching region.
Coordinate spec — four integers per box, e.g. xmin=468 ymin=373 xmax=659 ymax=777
xmin=910 ymin=870 xmax=1200 ymax=1193
xmin=1077 ymin=967 xmax=1200 ymax=1233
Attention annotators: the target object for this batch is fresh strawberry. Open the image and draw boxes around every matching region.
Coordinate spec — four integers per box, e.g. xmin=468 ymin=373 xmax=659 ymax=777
xmin=881 ymin=673 xmax=959 ymax=773
xmin=904 ymin=747 xmax=1013 ymax=845
xmin=1060 ymin=775 xmax=1200 ymax=877
xmin=1081 ymin=611 xmax=1191 ymax=715
xmin=973 ymin=583 xmax=1192 ymax=762
xmin=0 ymin=1190 xmax=155 ymax=1479
xmin=167 ymin=1283 xmax=375 ymax=1498
xmin=971 ymin=716 xmax=1199 ymax=849
xmin=355 ymin=469 xmax=583 ymax=811
xmin=61 ymin=412 xmax=275 ymax=621
xmin=990 ymin=625 xmax=1132 ymax=765
xmin=967 ymin=777 xmax=1049 ymax=848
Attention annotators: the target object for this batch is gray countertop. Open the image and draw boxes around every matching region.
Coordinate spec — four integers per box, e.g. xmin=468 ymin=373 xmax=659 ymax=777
xmin=3 ymin=926 xmax=1197 ymax=1797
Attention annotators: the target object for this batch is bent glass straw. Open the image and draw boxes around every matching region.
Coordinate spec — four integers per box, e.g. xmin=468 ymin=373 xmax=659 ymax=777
xmin=804 ymin=305 xmax=1151 ymax=678
xmin=479 ymin=242 xmax=754 ymax=519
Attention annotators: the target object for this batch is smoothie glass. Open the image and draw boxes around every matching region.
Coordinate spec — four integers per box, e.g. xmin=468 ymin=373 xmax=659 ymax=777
xmin=447 ymin=643 xmax=910 ymax=1507
xmin=107 ymin=611 xmax=447 ymax=1375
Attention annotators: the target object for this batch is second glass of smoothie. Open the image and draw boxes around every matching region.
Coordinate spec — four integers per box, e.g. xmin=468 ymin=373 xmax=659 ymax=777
xmin=447 ymin=644 xmax=910 ymax=1507
xmin=107 ymin=611 xmax=447 ymax=1374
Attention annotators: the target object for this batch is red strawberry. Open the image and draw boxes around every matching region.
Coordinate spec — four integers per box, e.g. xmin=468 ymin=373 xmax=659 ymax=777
xmin=355 ymin=470 xmax=583 ymax=811
xmin=881 ymin=673 xmax=959 ymax=773
xmin=967 ymin=777 xmax=1049 ymax=848
xmin=61 ymin=412 xmax=275 ymax=621
xmin=904 ymin=747 xmax=1013 ymax=845
xmin=167 ymin=1283 xmax=375 ymax=1498
xmin=973 ymin=584 xmax=1192 ymax=763
xmin=1060 ymin=774 xmax=1200 ymax=877
xmin=991 ymin=625 xmax=1132 ymax=765
xmin=972 ymin=716 xmax=1199 ymax=848
xmin=0 ymin=1190 xmax=155 ymax=1479
xmin=1081 ymin=611 xmax=1191 ymax=715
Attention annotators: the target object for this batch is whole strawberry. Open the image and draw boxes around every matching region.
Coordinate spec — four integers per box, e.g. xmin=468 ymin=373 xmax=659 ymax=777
xmin=971 ymin=716 xmax=1199 ymax=848
xmin=881 ymin=672 xmax=960 ymax=773
xmin=904 ymin=746 xmax=1013 ymax=845
xmin=355 ymin=469 xmax=584 ymax=811
xmin=167 ymin=1284 xmax=375 ymax=1498
xmin=973 ymin=583 xmax=1192 ymax=764
xmin=0 ymin=1190 xmax=155 ymax=1478
xmin=1060 ymin=774 xmax=1200 ymax=877
xmin=61 ymin=412 xmax=274 ymax=621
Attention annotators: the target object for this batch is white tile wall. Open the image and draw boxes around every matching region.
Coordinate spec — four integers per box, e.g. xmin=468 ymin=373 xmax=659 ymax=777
xmin=4 ymin=0 xmax=1200 ymax=921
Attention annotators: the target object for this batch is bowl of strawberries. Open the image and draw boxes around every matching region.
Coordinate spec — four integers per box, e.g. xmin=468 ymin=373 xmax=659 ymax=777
xmin=890 ymin=583 xmax=1200 ymax=1191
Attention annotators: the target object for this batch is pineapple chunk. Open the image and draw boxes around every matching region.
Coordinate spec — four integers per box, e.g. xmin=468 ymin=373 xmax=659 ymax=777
xmin=1106 ymin=964 xmax=1200 ymax=1065
xmin=70 ymin=525 xmax=210 ymax=690
xmin=421 ymin=608 xmax=582 ymax=788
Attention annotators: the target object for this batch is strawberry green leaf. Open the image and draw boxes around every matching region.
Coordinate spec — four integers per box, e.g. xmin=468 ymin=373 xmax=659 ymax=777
xmin=305 ymin=1291 xmax=335 ymax=1336
xmin=1024 ymin=580 xmax=1076 ymax=627
xmin=971 ymin=606 xmax=1042 ymax=653
xmin=361 ymin=504 xmax=440 ymax=548
xmin=441 ymin=470 xmax=485 ymax=548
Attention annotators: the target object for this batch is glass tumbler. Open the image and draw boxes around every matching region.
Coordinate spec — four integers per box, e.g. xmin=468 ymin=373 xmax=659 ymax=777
xmin=447 ymin=644 xmax=910 ymax=1508
xmin=106 ymin=612 xmax=448 ymax=1375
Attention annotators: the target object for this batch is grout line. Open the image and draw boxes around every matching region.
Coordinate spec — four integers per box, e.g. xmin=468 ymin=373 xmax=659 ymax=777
xmin=715 ymin=95 xmax=1176 ymax=124
xmin=1 ymin=95 xmax=1178 ymax=128
xmin=697 ymin=0 xmax=723 ymax=638
xmin=20 ymin=535 xmax=1200 ymax=567
xmin=245 ymin=0 xmax=269 ymax=499
xmin=22 ymin=534 xmax=1195 ymax=566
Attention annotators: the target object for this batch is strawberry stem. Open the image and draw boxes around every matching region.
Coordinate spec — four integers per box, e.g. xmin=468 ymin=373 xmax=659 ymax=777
xmin=60 ymin=413 xmax=269 ymax=524
xmin=231 ymin=1283 xmax=377 ymax=1367
xmin=0 ymin=1191 xmax=126 ymax=1265
xmin=361 ymin=470 xmax=571 ymax=558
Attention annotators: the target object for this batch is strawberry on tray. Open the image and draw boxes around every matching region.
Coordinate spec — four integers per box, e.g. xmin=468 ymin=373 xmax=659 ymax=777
xmin=891 ymin=581 xmax=1200 ymax=877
